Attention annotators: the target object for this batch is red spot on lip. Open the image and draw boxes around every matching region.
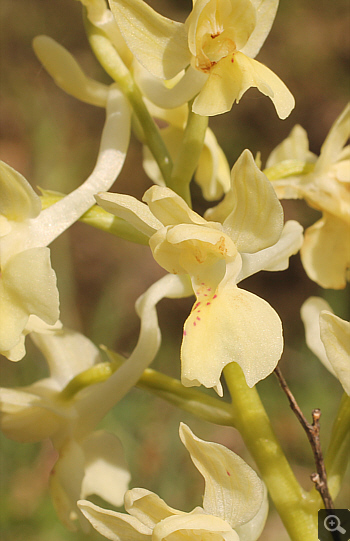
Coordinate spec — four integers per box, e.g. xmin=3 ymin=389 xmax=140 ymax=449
xmin=194 ymin=302 xmax=201 ymax=310
xmin=213 ymin=294 xmax=217 ymax=299
xmin=206 ymin=302 xmax=211 ymax=306
xmin=227 ymin=470 xmax=231 ymax=476
xmin=193 ymin=321 xmax=197 ymax=326
xmin=183 ymin=330 xmax=186 ymax=336
xmin=196 ymin=317 xmax=201 ymax=321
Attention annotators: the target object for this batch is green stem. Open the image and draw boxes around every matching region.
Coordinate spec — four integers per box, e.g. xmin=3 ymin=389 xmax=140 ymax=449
xmin=224 ymin=362 xmax=320 ymax=541
xmin=84 ymin=16 xmax=173 ymax=184
xmin=325 ymin=393 xmax=350 ymax=498
xmin=59 ymin=354 xmax=234 ymax=426
xmin=168 ymin=102 xmax=208 ymax=206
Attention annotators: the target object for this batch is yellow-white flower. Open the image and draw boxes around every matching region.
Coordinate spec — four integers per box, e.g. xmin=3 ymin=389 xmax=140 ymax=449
xmin=96 ymin=150 xmax=303 ymax=394
xmin=0 ymin=38 xmax=131 ymax=361
xmin=301 ymin=297 xmax=350 ymax=395
xmin=78 ymin=423 xmax=268 ymax=541
xmin=108 ymin=0 xmax=294 ymax=118
xmin=0 ymin=273 xmax=187 ymax=529
xmin=267 ymin=103 xmax=350 ymax=289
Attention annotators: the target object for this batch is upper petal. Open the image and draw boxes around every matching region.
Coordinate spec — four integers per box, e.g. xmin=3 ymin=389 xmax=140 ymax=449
xmin=78 ymin=500 xmax=152 ymax=540
xmin=300 ymin=297 xmax=336 ymax=376
xmin=316 ymin=103 xmax=350 ymax=174
xmin=179 ymin=423 xmax=266 ymax=530
xmin=109 ymin=0 xmax=190 ymax=79
xmin=320 ymin=312 xmax=350 ymax=395
xmin=0 ymin=160 xmax=41 ymax=222
xmin=206 ymin=149 xmax=284 ymax=253
xmin=143 ymin=186 xmax=208 ymax=227
xmin=30 ymin=327 xmax=102 ymax=388
xmin=301 ymin=213 xmax=350 ymax=289
xmin=96 ymin=192 xmax=162 ymax=237
xmin=240 ymin=0 xmax=279 ymax=58
xmin=125 ymin=488 xmax=184 ymax=528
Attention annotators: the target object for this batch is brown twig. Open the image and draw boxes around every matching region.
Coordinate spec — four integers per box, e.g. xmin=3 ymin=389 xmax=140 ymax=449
xmin=274 ymin=365 xmax=334 ymax=509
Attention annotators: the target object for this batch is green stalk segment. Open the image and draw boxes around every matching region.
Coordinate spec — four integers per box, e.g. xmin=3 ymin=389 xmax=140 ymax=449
xmin=224 ymin=362 xmax=321 ymax=541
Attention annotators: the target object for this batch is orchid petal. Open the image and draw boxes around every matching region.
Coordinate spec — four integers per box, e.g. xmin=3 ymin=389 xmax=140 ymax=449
xmin=134 ymin=61 xmax=207 ymax=109
xmin=150 ymin=224 xmax=236 ymax=282
xmin=240 ymin=0 xmax=279 ymax=58
xmin=30 ymin=327 xmax=102 ymax=387
xmin=0 ymin=247 xmax=59 ymax=355
xmin=125 ymin=488 xmax=183 ymax=527
xmin=320 ymin=312 xmax=350 ymax=395
xmin=181 ymin=280 xmax=283 ymax=393
xmin=179 ymin=423 xmax=266 ymax=529
xmin=0 ymin=387 xmax=63 ymax=442
xmin=109 ymin=0 xmax=190 ymax=79
xmin=195 ymin=128 xmax=231 ymax=201
xmin=316 ymin=103 xmax=350 ymax=174
xmin=153 ymin=512 xmax=239 ymax=541
xmin=78 ymin=500 xmax=152 ymax=540
xmin=206 ymin=150 xmax=283 ymax=252
xmin=143 ymin=186 xmax=209 ymax=227
xmin=193 ymin=52 xmax=294 ymax=118
xmin=266 ymin=125 xmax=315 ymax=167
xmin=0 ymin=161 xmax=41 ymax=222
xmin=33 ymin=36 xmax=109 ymax=107
xmin=301 ymin=214 xmax=350 ymax=289
xmin=235 ymin=484 xmax=269 ymax=541
xmin=238 ymin=220 xmax=303 ymax=282
xmin=81 ymin=430 xmax=131 ymax=507
xmin=95 ymin=192 xmax=162 ymax=237
xmin=300 ymin=297 xmax=337 ymax=376
xmin=50 ymin=439 xmax=88 ymax=531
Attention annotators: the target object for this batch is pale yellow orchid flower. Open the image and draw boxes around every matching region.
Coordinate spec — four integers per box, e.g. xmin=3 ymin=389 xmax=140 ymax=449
xmin=0 ymin=273 xmax=188 ymax=529
xmin=0 ymin=39 xmax=131 ymax=361
xmin=108 ymin=0 xmax=294 ymax=118
xmin=96 ymin=150 xmax=303 ymax=394
xmin=78 ymin=423 xmax=268 ymax=541
xmin=267 ymin=103 xmax=350 ymax=289
xmin=301 ymin=297 xmax=350 ymax=395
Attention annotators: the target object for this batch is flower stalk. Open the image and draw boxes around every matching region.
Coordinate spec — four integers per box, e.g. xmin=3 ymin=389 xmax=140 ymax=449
xmin=224 ymin=362 xmax=320 ymax=541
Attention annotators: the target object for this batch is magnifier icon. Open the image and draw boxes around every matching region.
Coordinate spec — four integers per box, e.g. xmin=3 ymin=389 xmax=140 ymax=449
xmin=324 ymin=514 xmax=346 ymax=534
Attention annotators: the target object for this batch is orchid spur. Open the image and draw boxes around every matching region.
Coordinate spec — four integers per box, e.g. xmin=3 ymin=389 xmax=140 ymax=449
xmin=108 ymin=0 xmax=295 ymax=118
xmin=96 ymin=150 xmax=303 ymax=395
xmin=0 ymin=38 xmax=131 ymax=361
xmin=78 ymin=423 xmax=268 ymax=541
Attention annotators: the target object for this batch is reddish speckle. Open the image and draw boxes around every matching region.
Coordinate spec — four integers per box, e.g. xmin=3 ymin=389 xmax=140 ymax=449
xmin=204 ymin=294 xmax=208 ymax=297
xmin=193 ymin=321 xmax=197 ymax=326
xmin=194 ymin=302 xmax=201 ymax=310
xmin=207 ymin=288 xmax=211 ymax=291
xmin=206 ymin=302 xmax=211 ymax=306
xmin=213 ymin=294 xmax=217 ymax=299
xmin=196 ymin=317 xmax=201 ymax=321
xmin=183 ymin=330 xmax=187 ymax=336
xmin=227 ymin=470 xmax=231 ymax=476
xmin=231 ymin=58 xmax=234 ymax=63
xmin=201 ymin=282 xmax=205 ymax=285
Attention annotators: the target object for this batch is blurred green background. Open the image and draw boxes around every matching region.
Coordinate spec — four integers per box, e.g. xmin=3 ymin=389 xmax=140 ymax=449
xmin=0 ymin=0 xmax=349 ymax=539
